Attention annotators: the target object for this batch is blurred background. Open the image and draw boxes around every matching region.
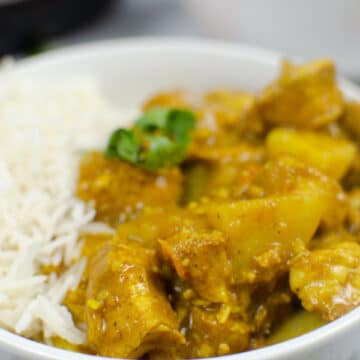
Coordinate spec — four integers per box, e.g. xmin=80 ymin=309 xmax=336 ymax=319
xmin=2 ymin=0 xmax=360 ymax=79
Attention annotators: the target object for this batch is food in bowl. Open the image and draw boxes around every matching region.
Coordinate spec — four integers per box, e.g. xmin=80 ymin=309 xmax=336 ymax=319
xmin=1 ymin=58 xmax=360 ymax=359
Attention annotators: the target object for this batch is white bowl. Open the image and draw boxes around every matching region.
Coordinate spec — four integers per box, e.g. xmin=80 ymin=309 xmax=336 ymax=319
xmin=1 ymin=38 xmax=360 ymax=360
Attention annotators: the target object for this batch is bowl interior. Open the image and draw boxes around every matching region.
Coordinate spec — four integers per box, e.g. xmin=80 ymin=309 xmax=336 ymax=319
xmin=11 ymin=39 xmax=285 ymax=108
xmin=2 ymin=38 xmax=360 ymax=360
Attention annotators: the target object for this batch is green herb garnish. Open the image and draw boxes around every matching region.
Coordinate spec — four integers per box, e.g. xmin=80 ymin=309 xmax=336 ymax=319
xmin=105 ymin=107 xmax=195 ymax=171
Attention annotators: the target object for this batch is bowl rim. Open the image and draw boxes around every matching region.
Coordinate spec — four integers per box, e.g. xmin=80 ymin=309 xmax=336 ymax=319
xmin=1 ymin=37 xmax=360 ymax=360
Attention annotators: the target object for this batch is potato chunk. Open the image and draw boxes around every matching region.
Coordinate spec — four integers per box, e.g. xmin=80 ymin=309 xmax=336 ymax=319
xmin=77 ymin=152 xmax=183 ymax=226
xmin=196 ymin=156 xmax=349 ymax=284
xmin=196 ymin=155 xmax=352 ymax=285
xmin=262 ymin=156 xmax=348 ymax=229
xmin=86 ymin=243 xmax=184 ymax=358
xmin=160 ymin=229 xmax=231 ymax=303
xmin=266 ymin=129 xmax=356 ymax=179
xmin=259 ymin=60 xmax=344 ymax=128
xmin=290 ymin=242 xmax=360 ymax=320
xmin=202 ymin=194 xmax=322 ymax=284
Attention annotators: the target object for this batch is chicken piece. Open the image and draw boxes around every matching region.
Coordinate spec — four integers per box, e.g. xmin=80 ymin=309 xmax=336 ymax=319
xmin=188 ymin=90 xmax=263 ymax=162
xmin=77 ymin=152 xmax=183 ymax=226
xmin=201 ymin=90 xmax=263 ymax=136
xmin=86 ymin=243 xmax=184 ymax=358
xmin=184 ymin=307 xmax=250 ymax=358
xmin=65 ymin=233 xmax=114 ymax=326
xmin=150 ymin=300 xmax=250 ymax=359
xmin=290 ymin=242 xmax=360 ymax=320
xmin=250 ymin=277 xmax=294 ymax=343
xmin=160 ymin=229 xmax=231 ymax=303
xmin=259 ymin=60 xmax=344 ymax=128
xmin=64 ymin=279 xmax=88 ymax=326
xmin=81 ymin=233 xmax=113 ymax=259
xmin=266 ymin=128 xmax=356 ymax=180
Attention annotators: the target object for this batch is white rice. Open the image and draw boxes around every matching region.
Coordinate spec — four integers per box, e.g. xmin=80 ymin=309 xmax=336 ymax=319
xmin=0 ymin=65 xmax=137 ymax=344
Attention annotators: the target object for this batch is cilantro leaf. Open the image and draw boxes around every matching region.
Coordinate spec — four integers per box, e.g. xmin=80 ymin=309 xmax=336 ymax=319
xmin=105 ymin=107 xmax=196 ymax=171
xmin=105 ymin=129 xmax=139 ymax=163
xmin=165 ymin=109 xmax=195 ymax=141
xmin=136 ymin=108 xmax=170 ymax=131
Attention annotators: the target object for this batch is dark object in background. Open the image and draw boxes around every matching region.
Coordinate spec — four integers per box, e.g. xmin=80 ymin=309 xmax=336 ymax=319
xmin=0 ymin=0 xmax=115 ymax=56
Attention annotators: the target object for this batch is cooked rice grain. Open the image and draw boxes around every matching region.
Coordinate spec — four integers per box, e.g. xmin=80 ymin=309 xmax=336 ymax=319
xmin=0 ymin=68 xmax=136 ymax=344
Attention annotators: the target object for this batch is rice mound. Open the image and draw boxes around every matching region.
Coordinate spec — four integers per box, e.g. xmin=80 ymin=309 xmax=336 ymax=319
xmin=0 ymin=67 xmax=136 ymax=344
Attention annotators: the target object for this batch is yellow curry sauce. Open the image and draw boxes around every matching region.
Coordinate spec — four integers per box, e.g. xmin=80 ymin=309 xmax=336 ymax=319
xmin=63 ymin=59 xmax=360 ymax=359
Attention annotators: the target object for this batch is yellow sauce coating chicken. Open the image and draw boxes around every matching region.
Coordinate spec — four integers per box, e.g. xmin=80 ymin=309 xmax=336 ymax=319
xmin=86 ymin=242 xmax=184 ymax=358
xmin=259 ymin=60 xmax=344 ymax=128
xmin=60 ymin=59 xmax=360 ymax=359
xmin=78 ymin=152 xmax=182 ymax=226
xmin=290 ymin=242 xmax=360 ymax=320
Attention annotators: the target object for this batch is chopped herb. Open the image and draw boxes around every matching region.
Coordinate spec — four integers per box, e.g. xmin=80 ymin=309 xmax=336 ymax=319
xmin=165 ymin=109 xmax=196 ymax=142
xmin=105 ymin=107 xmax=195 ymax=171
xmin=106 ymin=129 xmax=139 ymax=164
xmin=136 ymin=108 xmax=170 ymax=132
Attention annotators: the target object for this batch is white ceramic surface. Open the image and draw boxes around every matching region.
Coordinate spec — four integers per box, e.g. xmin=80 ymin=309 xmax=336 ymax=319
xmin=1 ymin=38 xmax=360 ymax=360
xmin=184 ymin=0 xmax=360 ymax=79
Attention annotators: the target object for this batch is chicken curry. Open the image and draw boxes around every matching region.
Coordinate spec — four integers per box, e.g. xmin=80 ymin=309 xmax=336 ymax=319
xmin=63 ymin=59 xmax=360 ymax=359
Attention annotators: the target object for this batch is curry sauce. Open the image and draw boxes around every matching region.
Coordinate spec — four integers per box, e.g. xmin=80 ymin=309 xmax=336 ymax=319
xmin=63 ymin=59 xmax=360 ymax=359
